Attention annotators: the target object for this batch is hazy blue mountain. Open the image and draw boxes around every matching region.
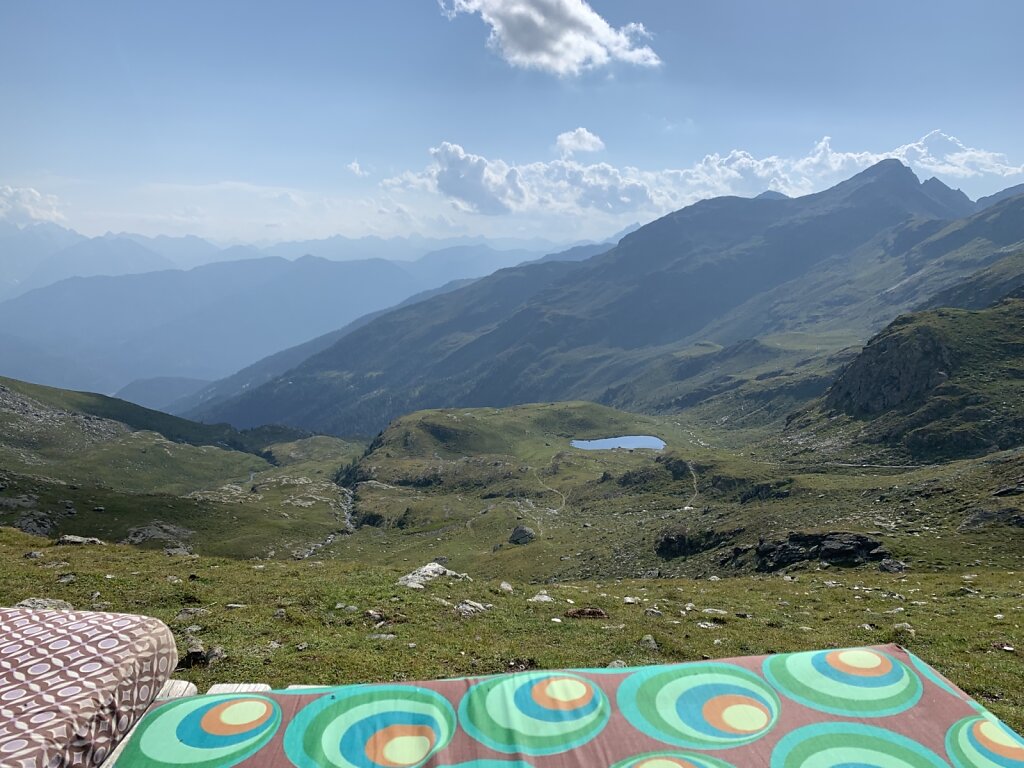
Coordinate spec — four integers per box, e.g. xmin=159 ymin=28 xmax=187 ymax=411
xmin=114 ymin=376 xmax=211 ymax=411
xmin=0 ymin=255 xmax=427 ymax=392
xmin=19 ymin=235 xmax=176 ymax=294
xmin=119 ymin=233 xmax=222 ymax=269
xmin=0 ymin=221 xmax=86 ymax=300
xmin=919 ymin=177 xmax=976 ymax=218
xmin=975 ymin=182 xmax=1024 ymax=211
xmin=755 ymin=190 xmax=790 ymax=200
xmin=174 ymin=278 xmax=477 ymax=417
xmin=199 ymin=161 xmax=1024 ymax=436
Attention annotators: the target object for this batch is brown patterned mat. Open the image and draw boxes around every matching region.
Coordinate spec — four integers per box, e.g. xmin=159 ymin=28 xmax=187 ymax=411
xmin=0 ymin=607 xmax=177 ymax=768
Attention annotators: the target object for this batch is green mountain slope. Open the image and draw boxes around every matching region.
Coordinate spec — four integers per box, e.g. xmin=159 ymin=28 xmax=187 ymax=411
xmin=788 ymin=299 xmax=1024 ymax=461
xmin=203 ymin=162 xmax=1024 ymax=437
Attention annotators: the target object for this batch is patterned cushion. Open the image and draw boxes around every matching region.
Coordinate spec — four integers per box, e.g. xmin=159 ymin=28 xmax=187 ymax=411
xmin=0 ymin=608 xmax=178 ymax=767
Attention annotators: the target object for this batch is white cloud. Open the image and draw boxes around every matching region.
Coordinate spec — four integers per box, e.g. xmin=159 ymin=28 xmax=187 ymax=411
xmin=386 ymin=130 xmax=1024 ymax=221
xmin=556 ymin=127 xmax=605 ymax=157
xmin=439 ymin=0 xmax=660 ymax=76
xmin=0 ymin=185 xmax=64 ymax=225
xmin=347 ymin=160 xmax=370 ymax=178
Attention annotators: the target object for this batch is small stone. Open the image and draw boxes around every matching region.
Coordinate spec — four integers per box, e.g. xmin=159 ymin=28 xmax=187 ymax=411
xmin=707 ymin=575 xmax=721 ymax=581
xmin=296 ymin=642 xmax=309 ymax=651
xmin=268 ymin=641 xmax=282 ymax=650
xmin=607 ymin=659 xmax=627 ymax=668
xmin=184 ymin=638 xmax=206 ymax=667
xmin=184 ymin=625 xmax=203 ymax=634
xmin=696 ymin=621 xmax=717 ymax=629
xmin=225 ymin=603 xmax=248 ymax=610
xmin=508 ymin=525 xmax=536 ymax=545
xmin=206 ymin=646 xmax=226 ymax=665
xmin=499 ymin=581 xmax=514 ymax=594
xmin=407 ymin=643 xmax=417 ymax=649
xmin=174 ymin=607 xmax=209 ymax=623
xmin=879 ymin=558 xmax=906 ymax=573
xmin=528 ymin=591 xmax=555 ymax=603
xmin=565 ymin=607 xmax=609 ymax=619
xmin=639 ymin=634 xmax=659 ymax=651
xmin=14 ymin=597 xmax=73 ymax=611
xmin=859 ymin=623 xmax=877 ymax=630
xmin=273 ymin=608 xmax=286 ymax=619
xmin=455 ymin=600 xmax=490 ymax=618
xmin=57 ymin=573 xmax=76 ymax=584
xmin=702 ymin=608 xmax=728 ymax=615
xmin=368 ymin=633 xmax=397 ymax=641
xmin=551 ymin=618 xmax=562 ymax=623
xmin=166 ymin=576 xmax=182 ymax=584
xmin=23 ymin=551 xmax=43 ymax=559
xmin=344 ymin=605 xmax=359 ymax=612
xmin=893 ymin=622 xmax=916 ymax=638
xmin=684 ymin=603 xmax=697 ymax=612
xmin=624 ymin=596 xmax=640 ymax=605
xmin=644 ymin=608 xmax=663 ymax=617
xmin=56 ymin=534 xmax=105 ymax=546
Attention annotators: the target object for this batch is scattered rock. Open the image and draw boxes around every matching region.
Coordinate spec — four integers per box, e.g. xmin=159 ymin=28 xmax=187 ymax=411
xmin=57 ymin=573 xmax=76 ymax=584
xmin=707 ymin=575 xmax=721 ymax=581
xmin=755 ymin=532 xmax=889 ymax=571
xmin=296 ymin=642 xmax=309 ymax=651
xmin=565 ymin=607 xmax=609 ymax=619
xmin=455 ymin=600 xmax=491 ymax=618
xmin=656 ymin=526 xmax=743 ymax=559
xmin=702 ymin=608 xmax=728 ymax=615
xmin=206 ymin=646 xmax=226 ymax=665
xmin=225 ymin=603 xmax=248 ymax=610
xmin=14 ymin=597 xmax=73 ymax=611
xmin=607 ymin=659 xmax=627 ymax=668
xmin=508 ymin=525 xmax=536 ymax=546
xmin=879 ymin=558 xmax=907 ymax=573
xmin=174 ymin=607 xmax=210 ymax=623
xmin=528 ymin=591 xmax=555 ymax=603
xmin=123 ymin=522 xmax=195 ymax=546
xmin=368 ymin=633 xmax=397 ymax=641
xmin=13 ymin=512 xmax=54 ymax=537
xmin=163 ymin=545 xmax=193 ymax=557
xmin=639 ymin=634 xmax=659 ymax=651
xmin=623 ymin=596 xmax=640 ymax=605
xmin=56 ymin=535 xmax=105 ymax=546
xmin=697 ymin=621 xmax=717 ymax=629
xmin=273 ymin=608 xmax=287 ymax=619
xmin=184 ymin=625 xmax=203 ymax=634
xmin=23 ymin=551 xmax=43 ymax=559
xmin=397 ymin=562 xmax=471 ymax=589
xmin=498 ymin=581 xmax=514 ymax=594
xmin=893 ymin=622 xmax=916 ymax=638
xmin=644 ymin=608 xmax=663 ymax=617
xmin=182 ymin=638 xmax=206 ymax=668
xmin=551 ymin=618 xmax=562 ymax=623
xmin=166 ymin=576 xmax=182 ymax=584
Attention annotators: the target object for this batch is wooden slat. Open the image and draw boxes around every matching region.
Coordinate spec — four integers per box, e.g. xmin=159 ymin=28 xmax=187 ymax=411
xmin=206 ymin=683 xmax=271 ymax=694
xmin=155 ymin=679 xmax=198 ymax=700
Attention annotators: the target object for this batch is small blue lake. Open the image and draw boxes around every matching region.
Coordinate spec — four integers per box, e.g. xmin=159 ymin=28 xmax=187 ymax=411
xmin=570 ymin=435 xmax=666 ymax=451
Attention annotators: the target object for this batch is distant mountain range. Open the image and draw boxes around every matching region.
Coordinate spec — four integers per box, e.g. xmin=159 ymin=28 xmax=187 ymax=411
xmin=191 ymin=161 xmax=1024 ymax=437
xmin=0 ymin=224 xmax=578 ymax=301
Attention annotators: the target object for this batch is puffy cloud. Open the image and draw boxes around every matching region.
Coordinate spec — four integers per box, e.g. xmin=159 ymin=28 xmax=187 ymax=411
xmin=0 ymin=185 xmax=64 ymax=225
xmin=439 ymin=0 xmax=660 ymax=76
xmin=386 ymin=130 xmax=1024 ymax=220
xmin=556 ymin=127 xmax=605 ymax=157
xmin=347 ymin=160 xmax=370 ymax=178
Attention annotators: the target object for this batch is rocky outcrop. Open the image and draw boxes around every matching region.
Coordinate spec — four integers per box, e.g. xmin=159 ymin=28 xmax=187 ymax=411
xmin=655 ymin=526 xmax=743 ymax=560
xmin=755 ymin=531 xmax=889 ymax=571
xmin=508 ymin=525 xmax=536 ymax=545
xmin=825 ymin=320 xmax=954 ymax=416
xmin=397 ymin=562 xmax=471 ymax=589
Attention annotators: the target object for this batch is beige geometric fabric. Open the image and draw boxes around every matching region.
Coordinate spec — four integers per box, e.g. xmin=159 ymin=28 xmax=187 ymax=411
xmin=0 ymin=608 xmax=178 ymax=767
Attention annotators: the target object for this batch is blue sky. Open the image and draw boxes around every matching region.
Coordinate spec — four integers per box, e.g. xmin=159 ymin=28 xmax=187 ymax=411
xmin=1 ymin=0 xmax=1022 ymax=243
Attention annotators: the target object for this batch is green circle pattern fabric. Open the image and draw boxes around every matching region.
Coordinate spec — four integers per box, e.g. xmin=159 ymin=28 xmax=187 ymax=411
xmin=282 ymin=685 xmax=456 ymax=768
xmin=616 ymin=663 xmax=780 ymax=750
xmin=610 ymin=752 xmax=738 ymax=768
xmin=762 ymin=647 xmax=922 ymax=717
xmin=770 ymin=722 xmax=950 ymax=767
xmin=946 ymin=714 xmax=1024 ymax=767
xmin=114 ymin=694 xmax=281 ymax=768
xmin=458 ymin=671 xmax=611 ymax=756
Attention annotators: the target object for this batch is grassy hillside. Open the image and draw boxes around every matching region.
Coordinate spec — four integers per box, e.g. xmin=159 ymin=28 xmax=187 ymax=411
xmin=1 ymin=526 xmax=1020 ymax=731
xmin=0 ymin=376 xmax=362 ymax=557
xmin=789 ymin=299 xmax=1024 ymax=461
xmin=307 ymin=401 xmax=1024 ymax=584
